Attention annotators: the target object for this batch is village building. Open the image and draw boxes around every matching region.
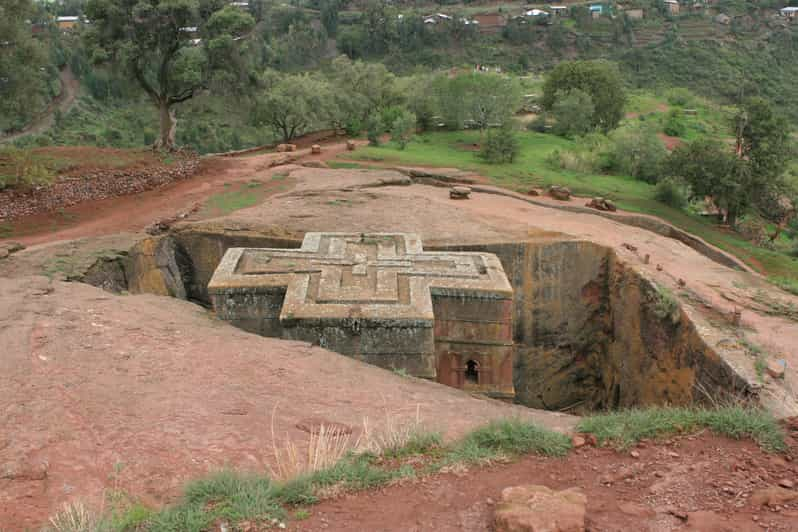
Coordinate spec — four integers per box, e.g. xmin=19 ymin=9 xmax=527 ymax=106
xmin=781 ymin=6 xmax=798 ymax=20
xmin=664 ymin=0 xmax=680 ymax=15
xmin=472 ymin=13 xmax=507 ymax=33
xmin=589 ymin=4 xmax=603 ymax=18
xmin=56 ymin=16 xmax=80 ymax=31
xmin=549 ymin=6 xmax=569 ymax=16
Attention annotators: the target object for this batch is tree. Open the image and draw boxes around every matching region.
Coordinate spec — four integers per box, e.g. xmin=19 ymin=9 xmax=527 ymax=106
xmin=438 ymin=73 xmax=522 ymax=135
xmin=320 ymin=0 xmax=340 ymax=36
xmin=541 ymin=60 xmax=626 ymax=132
xmin=666 ymin=98 xmax=793 ymax=228
xmin=733 ymin=97 xmax=791 ymax=179
xmin=665 ymin=139 xmax=745 ymax=224
xmin=551 ymin=89 xmax=595 ymax=138
xmin=0 ymin=0 xmax=52 ymax=132
xmin=84 ymin=0 xmax=254 ymax=150
xmin=327 ymin=56 xmax=401 ymax=131
xmin=390 ymin=110 xmax=416 ymax=150
xmin=254 ymin=73 xmax=332 ymax=142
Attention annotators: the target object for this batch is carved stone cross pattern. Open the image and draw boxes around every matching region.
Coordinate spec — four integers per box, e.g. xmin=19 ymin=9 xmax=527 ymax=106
xmin=209 ymin=232 xmax=515 ymax=399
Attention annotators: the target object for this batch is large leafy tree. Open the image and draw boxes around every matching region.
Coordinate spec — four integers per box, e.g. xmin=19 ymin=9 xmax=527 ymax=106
xmin=327 ymin=56 xmax=400 ymax=131
xmin=84 ymin=0 xmax=254 ymax=150
xmin=667 ymin=99 xmax=793 ymax=226
xmin=254 ymin=72 xmax=333 ymax=142
xmin=0 ymin=0 xmax=51 ymax=132
xmin=435 ymin=73 xmax=522 ymax=135
xmin=541 ymin=60 xmax=626 ymax=132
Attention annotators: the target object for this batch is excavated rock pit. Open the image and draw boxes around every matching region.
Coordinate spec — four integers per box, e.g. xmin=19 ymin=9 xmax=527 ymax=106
xmin=86 ymin=226 xmax=749 ymax=415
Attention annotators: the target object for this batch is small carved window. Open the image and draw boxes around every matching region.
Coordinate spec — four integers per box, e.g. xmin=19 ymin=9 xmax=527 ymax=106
xmin=465 ymin=360 xmax=479 ymax=384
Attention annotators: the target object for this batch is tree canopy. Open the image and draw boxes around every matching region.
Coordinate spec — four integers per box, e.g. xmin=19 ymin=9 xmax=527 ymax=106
xmin=0 ymin=0 xmax=52 ymax=132
xmin=542 ymin=60 xmax=626 ymax=132
xmin=84 ymin=0 xmax=254 ymax=149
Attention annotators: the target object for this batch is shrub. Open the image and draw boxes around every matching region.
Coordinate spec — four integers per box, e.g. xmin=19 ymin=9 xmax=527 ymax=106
xmin=654 ymin=178 xmax=688 ymax=209
xmin=390 ymin=110 xmax=417 ymax=150
xmin=666 ymin=87 xmax=694 ymax=107
xmin=0 ymin=148 xmax=56 ymax=191
xmin=527 ymin=113 xmax=548 ymax=133
xmin=366 ymin=114 xmax=382 ymax=146
xmin=607 ymin=123 xmax=668 ymax=183
xmin=663 ymin=110 xmax=687 ymax=137
xmin=479 ymin=124 xmax=520 ymax=164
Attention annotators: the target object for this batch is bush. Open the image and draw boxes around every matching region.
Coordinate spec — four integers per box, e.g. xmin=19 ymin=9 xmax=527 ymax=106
xmin=366 ymin=114 xmax=382 ymax=146
xmin=663 ymin=110 xmax=687 ymax=137
xmin=654 ymin=178 xmax=688 ymax=209
xmin=527 ymin=113 xmax=548 ymax=133
xmin=607 ymin=124 xmax=667 ymax=183
xmin=479 ymin=125 xmax=520 ymax=164
xmin=666 ymin=87 xmax=694 ymax=107
xmin=390 ymin=110 xmax=417 ymax=150
xmin=0 ymin=148 xmax=55 ymax=191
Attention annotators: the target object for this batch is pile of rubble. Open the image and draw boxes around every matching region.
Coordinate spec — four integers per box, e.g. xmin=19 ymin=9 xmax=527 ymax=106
xmin=0 ymin=155 xmax=200 ymax=221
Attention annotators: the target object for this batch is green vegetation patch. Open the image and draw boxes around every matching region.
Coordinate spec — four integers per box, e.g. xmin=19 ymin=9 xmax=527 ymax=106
xmin=444 ymin=418 xmax=572 ymax=465
xmin=577 ymin=406 xmax=786 ymax=453
xmin=199 ymin=180 xmax=268 ymax=217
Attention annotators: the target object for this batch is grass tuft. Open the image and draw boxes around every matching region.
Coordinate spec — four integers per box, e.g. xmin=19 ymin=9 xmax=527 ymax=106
xmin=578 ymin=406 xmax=786 ymax=453
xmin=446 ymin=418 xmax=572 ymax=464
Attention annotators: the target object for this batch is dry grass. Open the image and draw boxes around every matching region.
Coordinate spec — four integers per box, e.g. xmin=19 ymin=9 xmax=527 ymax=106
xmin=268 ymin=405 xmax=356 ymax=482
xmin=46 ymin=501 xmax=97 ymax=532
xmin=357 ymin=404 xmax=429 ymax=455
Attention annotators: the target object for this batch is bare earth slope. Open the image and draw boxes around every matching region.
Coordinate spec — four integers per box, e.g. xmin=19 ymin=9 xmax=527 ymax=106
xmin=3 ymin=161 xmax=798 ymax=529
xmin=0 ymin=276 xmax=574 ymax=530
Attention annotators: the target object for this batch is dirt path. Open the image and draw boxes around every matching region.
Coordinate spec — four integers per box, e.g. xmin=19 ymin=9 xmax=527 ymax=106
xmin=297 ymin=426 xmax=798 ymax=532
xmin=0 ymin=138 xmax=364 ymax=247
xmin=0 ymin=67 xmax=80 ymax=143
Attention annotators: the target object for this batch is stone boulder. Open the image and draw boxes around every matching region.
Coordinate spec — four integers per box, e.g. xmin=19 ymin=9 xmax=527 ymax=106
xmin=586 ymin=197 xmax=617 ymax=212
xmin=311 ymin=144 xmax=322 ymax=155
xmin=548 ymin=186 xmax=571 ymax=201
xmin=276 ymin=143 xmax=297 ymax=153
xmin=346 ymin=140 xmax=356 ymax=151
xmin=494 ymin=485 xmax=586 ymax=532
xmin=450 ymin=186 xmax=472 ymax=200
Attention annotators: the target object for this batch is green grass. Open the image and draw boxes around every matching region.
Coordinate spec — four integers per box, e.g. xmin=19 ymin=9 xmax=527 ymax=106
xmin=199 ymin=181 xmax=266 ymax=216
xmin=347 ymin=130 xmax=798 ymax=284
xmin=383 ymin=431 xmax=444 ymax=459
xmin=46 ymin=408 xmax=787 ymax=529
xmin=577 ymin=406 xmax=786 ymax=453
xmin=444 ymin=418 xmax=572 ymax=465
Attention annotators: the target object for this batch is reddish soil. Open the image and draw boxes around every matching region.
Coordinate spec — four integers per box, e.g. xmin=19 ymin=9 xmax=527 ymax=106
xmin=658 ymin=132 xmax=684 ymax=151
xmin=297 ymin=424 xmax=798 ymax=531
xmin=0 ymin=277 xmax=574 ymax=530
xmin=0 ymin=137 xmax=363 ymax=247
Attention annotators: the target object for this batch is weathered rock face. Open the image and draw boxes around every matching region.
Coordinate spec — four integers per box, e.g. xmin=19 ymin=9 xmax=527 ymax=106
xmin=95 ymin=229 xmax=748 ymax=412
xmin=434 ymin=241 xmax=747 ymax=413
